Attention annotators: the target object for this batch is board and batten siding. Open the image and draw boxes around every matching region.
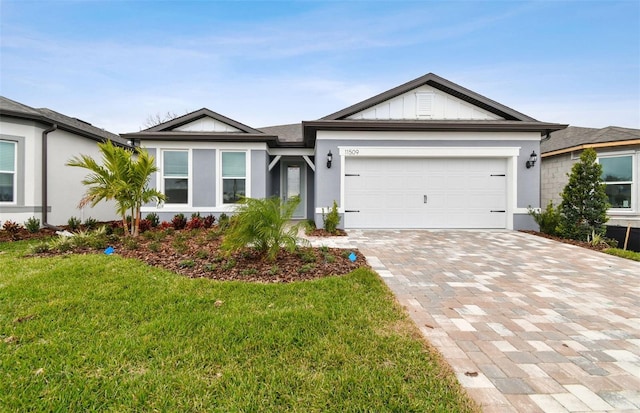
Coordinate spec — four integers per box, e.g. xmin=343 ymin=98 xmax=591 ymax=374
xmin=173 ymin=117 xmax=241 ymax=132
xmin=347 ymin=84 xmax=504 ymax=121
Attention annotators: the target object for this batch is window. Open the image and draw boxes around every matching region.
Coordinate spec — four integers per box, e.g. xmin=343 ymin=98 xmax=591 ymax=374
xmin=600 ymin=155 xmax=633 ymax=209
xmin=222 ymin=151 xmax=246 ymax=203
xmin=163 ymin=150 xmax=189 ymax=204
xmin=0 ymin=140 xmax=16 ymax=203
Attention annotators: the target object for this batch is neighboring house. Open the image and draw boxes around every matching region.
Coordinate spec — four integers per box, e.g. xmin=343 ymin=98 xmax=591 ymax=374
xmin=541 ymin=126 xmax=640 ymax=227
xmin=122 ymin=73 xmax=566 ymax=230
xmin=541 ymin=126 xmax=640 ymax=250
xmin=0 ymin=96 xmax=127 ymax=227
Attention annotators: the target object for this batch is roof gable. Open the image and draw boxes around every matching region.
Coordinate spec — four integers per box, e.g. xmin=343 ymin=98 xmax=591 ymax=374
xmin=143 ymin=108 xmax=263 ymax=134
xmin=322 ymin=73 xmax=537 ymax=122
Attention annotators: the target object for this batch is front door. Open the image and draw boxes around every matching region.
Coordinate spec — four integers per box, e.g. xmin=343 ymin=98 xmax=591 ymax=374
xmin=282 ymin=161 xmax=306 ymax=219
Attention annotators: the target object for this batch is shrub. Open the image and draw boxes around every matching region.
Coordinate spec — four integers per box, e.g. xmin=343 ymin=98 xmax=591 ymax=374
xmin=203 ymin=215 xmax=215 ymax=229
xmin=123 ymin=237 xmax=139 ymax=250
xmin=179 ymin=259 xmax=195 ymax=268
xmin=298 ymin=263 xmax=316 ymax=273
xmin=171 ymin=213 xmax=187 ymax=230
xmin=195 ymin=250 xmax=209 ymax=259
xmin=83 ymin=217 xmax=98 ymax=230
xmin=187 ymin=215 xmax=203 ymax=229
xmin=50 ymin=236 xmax=73 ymax=252
xmin=241 ymin=268 xmax=258 ymax=276
xmin=323 ymin=200 xmax=341 ymax=234
xmin=528 ymin=201 xmax=561 ymax=236
xmin=145 ymin=212 xmax=160 ymax=228
xmin=24 ymin=217 xmax=41 ymax=233
xmin=217 ymin=213 xmax=230 ymax=231
xmin=67 ymin=216 xmax=81 ymax=231
xmin=149 ymin=241 xmax=160 ymax=252
xmin=30 ymin=241 xmax=50 ymax=254
xmin=138 ymin=219 xmax=152 ymax=233
xmin=2 ymin=220 xmax=22 ymax=235
xmin=221 ymin=196 xmax=308 ymax=261
xmin=297 ymin=248 xmax=317 ymax=263
xmin=558 ymin=148 xmax=609 ymax=241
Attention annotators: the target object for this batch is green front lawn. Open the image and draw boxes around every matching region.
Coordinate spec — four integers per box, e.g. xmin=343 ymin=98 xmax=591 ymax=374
xmin=0 ymin=241 xmax=477 ymax=412
xmin=604 ymin=248 xmax=640 ymax=262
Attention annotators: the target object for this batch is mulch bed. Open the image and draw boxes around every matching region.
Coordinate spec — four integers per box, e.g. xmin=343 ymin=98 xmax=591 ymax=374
xmin=18 ymin=226 xmax=367 ymax=283
xmin=118 ymin=231 xmax=366 ymax=282
xmin=306 ymin=228 xmax=347 ymax=237
xmin=520 ymin=230 xmax=609 ymax=251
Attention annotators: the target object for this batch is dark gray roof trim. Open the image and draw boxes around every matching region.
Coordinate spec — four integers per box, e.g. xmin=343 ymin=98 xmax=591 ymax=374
xmin=542 ymin=126 xmax=640 ymax=154
xmin=303 ymin=120 xmax=568 ymax=146
xmin=121 ymin=131 xmax=279 ymax=146
xmin=142 ymin=108 xmax=264 ymax=134
xmin=321 ymin=73 xmax=537 ymax=122
xmin=0 ymin=96 xmax=126 ymax=146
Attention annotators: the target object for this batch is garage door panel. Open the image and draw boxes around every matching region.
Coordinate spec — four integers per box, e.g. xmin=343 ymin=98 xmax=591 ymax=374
xmin=344 ymin=157 xmax=507 ymax=229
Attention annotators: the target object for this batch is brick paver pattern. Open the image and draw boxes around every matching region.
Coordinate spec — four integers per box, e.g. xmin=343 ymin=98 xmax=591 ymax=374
xmin=306 ymin=230 xmax=640 ymax=412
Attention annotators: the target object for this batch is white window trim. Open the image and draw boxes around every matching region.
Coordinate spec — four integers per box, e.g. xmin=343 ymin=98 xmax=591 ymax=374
xmin=218 ymin=150 xmax=251 ymax=205
xmin=159 ymin=149 xmax=192 ymax=206
xmin=0 ymin=139 xmax=17 ymax=205
xmin=598 ymin=153 xmax=637 ymax=212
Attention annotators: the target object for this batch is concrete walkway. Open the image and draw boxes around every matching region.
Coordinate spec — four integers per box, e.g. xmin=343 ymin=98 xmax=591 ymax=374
xmin=306 ymin=230 xmax=640 ymax=412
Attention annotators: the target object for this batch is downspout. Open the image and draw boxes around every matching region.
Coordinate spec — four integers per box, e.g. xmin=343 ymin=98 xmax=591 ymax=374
xmin=42 ymin=123 xmax=58 ymax=228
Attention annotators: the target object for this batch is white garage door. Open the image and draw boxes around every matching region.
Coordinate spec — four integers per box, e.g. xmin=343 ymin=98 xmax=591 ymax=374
xmin=344 ymin=157 xmax=507 ymax=229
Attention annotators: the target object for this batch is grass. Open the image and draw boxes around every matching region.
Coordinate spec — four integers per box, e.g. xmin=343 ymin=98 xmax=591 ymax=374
xmin=0 ymin=241 xmax=477 ymax=412
xmin=604 ymin=248 xmax=640 ymax=262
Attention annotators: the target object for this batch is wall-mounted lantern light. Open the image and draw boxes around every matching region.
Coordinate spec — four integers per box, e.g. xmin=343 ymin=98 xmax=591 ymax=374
xmin=525 ymin=151 xmax=538 ymax=169
xmin=327 ymin=150 xmax=333 ymax=168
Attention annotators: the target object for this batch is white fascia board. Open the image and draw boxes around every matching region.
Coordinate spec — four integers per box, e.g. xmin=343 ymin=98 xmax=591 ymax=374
xmin=317 ymin=130 xmax=540 ymax=141
xmin=338 ymin=146 xmax=520 ymax=157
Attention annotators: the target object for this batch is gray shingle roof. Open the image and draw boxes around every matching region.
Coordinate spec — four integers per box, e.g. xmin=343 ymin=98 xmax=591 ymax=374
xmin=258 ymin=123 xmax=302 ymax=143
xmin=542 ymin=126 xmax=640 ymax=154
xmin=0 ymin=96 xmax=126 ymax=145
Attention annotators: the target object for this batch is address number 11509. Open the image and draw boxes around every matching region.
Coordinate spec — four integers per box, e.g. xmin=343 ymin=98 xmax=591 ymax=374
xmin=344 ymin=149 xmax=360 ymax=156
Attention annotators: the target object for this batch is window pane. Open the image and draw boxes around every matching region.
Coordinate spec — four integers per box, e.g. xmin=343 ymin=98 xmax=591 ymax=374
xmin=223 ymin=178 xmax=245 ymax=203
xmin=165 ymin=178 xmax=188 ymax=204
xmin=0 ymin=172 xmax=14 ymax=202
xmin=222 ymin=152 xmax=246 ymax=177
xmin=605 ymin=183 xmax=631 ymax=208
xmin=0 ymin=141 xmax=15 ymax=171
xmin=164 ymin=151 xmax=188 ymax=176
xmin=600 ymin=156 xmax=632 ymax=182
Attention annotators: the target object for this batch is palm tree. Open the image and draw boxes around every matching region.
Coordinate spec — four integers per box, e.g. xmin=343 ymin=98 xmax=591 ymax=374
xmin=128 ymin=149 xmax=164 ymax=236
xmin=67 ymin=141 xmax=165 ymax=236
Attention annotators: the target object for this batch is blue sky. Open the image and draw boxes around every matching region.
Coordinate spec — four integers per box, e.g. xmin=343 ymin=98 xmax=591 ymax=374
xmin=1 ymin=0 xmax=639 ymax=133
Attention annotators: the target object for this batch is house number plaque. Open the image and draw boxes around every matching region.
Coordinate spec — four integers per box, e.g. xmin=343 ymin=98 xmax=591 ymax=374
xmin=344 ymin=149 xmax=360 ymax=156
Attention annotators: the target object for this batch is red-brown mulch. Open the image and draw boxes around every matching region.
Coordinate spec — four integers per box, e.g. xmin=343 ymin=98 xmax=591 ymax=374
xmin=22 ymin=227 xmax=367 ymax=283
xmin=0 ymin=227 xmax=57 ymax=242
xmin=305 ymin=228 xmax=348 ymax=237
xmin=520 ymin=230 xmax=609 ymax=251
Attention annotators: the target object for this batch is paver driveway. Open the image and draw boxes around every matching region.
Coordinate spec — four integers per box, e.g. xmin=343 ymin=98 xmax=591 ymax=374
xmin=308 ymin=230 xmax=640 ymax=412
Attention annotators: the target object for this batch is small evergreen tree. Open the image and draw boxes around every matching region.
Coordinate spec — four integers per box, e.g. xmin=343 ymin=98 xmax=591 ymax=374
xmin=557 ymin=148 xmax=609 ymax=241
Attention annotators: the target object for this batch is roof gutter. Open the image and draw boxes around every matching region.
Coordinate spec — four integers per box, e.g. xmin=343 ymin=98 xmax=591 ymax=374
xmin=42 ymin=123 xmax=58 ymax=229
